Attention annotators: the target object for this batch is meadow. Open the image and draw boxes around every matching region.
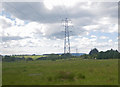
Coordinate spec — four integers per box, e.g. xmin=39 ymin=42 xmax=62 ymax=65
xmin=2 ymin=59 xmax=118 ymax=85
xmin=14 ymin=55 xmax=46 ymax=60
xmin=0 ymin=61 xmax=2 ymax=86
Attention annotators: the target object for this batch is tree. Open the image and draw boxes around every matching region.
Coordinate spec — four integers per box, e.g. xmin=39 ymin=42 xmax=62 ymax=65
xmin=61 ymin=53 xmax=72 ymax=59
xmin=3 ymin=55 xmax=15 ymax=62
xmin=97 ymin=49 xmax=120 ymax=59
xmin=26 ymin=58 xmax=33 ymax=61
xmin=47 ymin=54 xmax=60 ymax=60
xmin=89 ymin=48 xmax=99 ymax=55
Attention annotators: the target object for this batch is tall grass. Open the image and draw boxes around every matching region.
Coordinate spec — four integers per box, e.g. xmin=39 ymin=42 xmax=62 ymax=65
xmin=2 ymin=59 xmax=118 ymax=85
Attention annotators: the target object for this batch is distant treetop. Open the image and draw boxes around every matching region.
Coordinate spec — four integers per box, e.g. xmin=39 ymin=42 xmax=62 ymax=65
xmin=89 ymin=48 xmax=99 ymax=55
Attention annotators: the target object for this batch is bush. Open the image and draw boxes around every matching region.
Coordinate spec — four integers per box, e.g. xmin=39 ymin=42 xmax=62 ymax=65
xmin=36 ymin=57 xmax=47 ymax=60
xmin=3 ymin=56 xmax=15 ymax=62
xmin=77 ymin=73 xmax=85 ymax=79
xmin=47 ymin=54 xmax=59 ymax=60
xmin=47 ymin=76 xmax=53 ymax=81
xmin=56 ymin=71 xmax=75 ymax=81
xmin=26 ymin=58 xmax=33 ymax=61
xmin=60 ymin=53 xmax=72 ymax=59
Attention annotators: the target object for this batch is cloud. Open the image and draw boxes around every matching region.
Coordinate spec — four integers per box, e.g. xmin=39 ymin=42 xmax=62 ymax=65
xmin=108 ymin=39 xmax=112 ymax=42
xmin=71 ymin=36 xmax=117 ymax=53
xmin=2 ymin=2 xmax=117 ymax=23
xmin=1 ymin=36 xmax=25 ymax=42
xmin=2 ymin=2 xmax=118 ymax=39
xmin=100 ymin=36 xmax=109 ymax=39
xmin=0 ymin=2 xmax=118 ymax=54
xmin=2 ymin=2 xmax=62 ymax=23
xmin=91 ymin=35 xmax=97 ymax=38
xmin=0 ymin=16 xmax=14 ymax=28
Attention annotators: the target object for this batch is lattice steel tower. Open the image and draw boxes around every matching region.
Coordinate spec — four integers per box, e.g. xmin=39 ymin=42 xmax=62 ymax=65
xmin=63 ymin=18 xmax=71 ymax=54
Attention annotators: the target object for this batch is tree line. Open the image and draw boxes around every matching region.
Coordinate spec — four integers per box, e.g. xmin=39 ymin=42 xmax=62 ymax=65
xmin=2 ymin=48 xmax=120 ymax=62
xmin=2 ymin=53 xmax=72 ymax=62
xmin=81 ymin=48 xmax=120 ymax=59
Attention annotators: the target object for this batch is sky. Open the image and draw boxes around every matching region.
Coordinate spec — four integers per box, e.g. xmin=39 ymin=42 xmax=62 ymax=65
xmin=0 ymin=0 xmax=119 ymax=55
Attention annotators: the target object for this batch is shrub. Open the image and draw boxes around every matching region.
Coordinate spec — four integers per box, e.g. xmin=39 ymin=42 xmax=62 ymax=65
xmin=3 ymin=56 xmax=15 ymax=62
xmin=26 ymin=58 xmax=33 ymax=61
xmin=77 ymin=73 xmax=85 ymax=79
xmin=47 ymin=76 xmax=53 ymax=81
xmin=56 ymin=71 xmax=75 ymax=81
xmin=36 ymin=57 xmax=47 ymax=60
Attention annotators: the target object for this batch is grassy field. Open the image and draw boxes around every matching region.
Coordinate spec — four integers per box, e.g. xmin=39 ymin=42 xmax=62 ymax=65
xmin=0 ymin=61 xmax=2 ymax=86
xmin=2 ymin=59 xmax=118 ymax=85
xmin=14 ymin=55 xmax=46 ymax=60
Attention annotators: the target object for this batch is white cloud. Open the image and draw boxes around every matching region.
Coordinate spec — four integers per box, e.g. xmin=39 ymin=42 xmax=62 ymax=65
xmin=43 ymin=0 xmax=81 ymax=10
xmin=15 ymin=18 xmax=25 ymax=26
xmin=91 ymin=35 xmax=97 ymax=38
xmin=72 ymin=36 xmax=118 ymax=53
xmin=98 ymin=17 xmax=112 ymax=25
xmin=83 ymin=25 xmax=99 ymax=31
xmin=86 ymin=32 xmax=89 ymax=35
xmin=2 ymin=22 xmax=43 ymax=38
xmin=100 ymin=36 xmax=109 ymax=39
xmin=1 ymin=36 xmax=64 ymax=55
xmin=0 ymin=2 xmax=118 ymax=55
xmin=108 ymin=39 xmax=112 ymax=42
xmin=0 ymin=16 xmax=14 ymax=29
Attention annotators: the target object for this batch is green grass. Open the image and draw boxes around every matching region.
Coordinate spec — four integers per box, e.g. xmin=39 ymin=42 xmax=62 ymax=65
xmin=2 ymin=59 xmax=118 ymax=85
xmin=0 ymin=61 xmax=2 ymax=86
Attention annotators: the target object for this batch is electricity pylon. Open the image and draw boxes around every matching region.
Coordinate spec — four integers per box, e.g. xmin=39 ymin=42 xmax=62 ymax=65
xmin=63 ymin=18 xmax=71 ymax=54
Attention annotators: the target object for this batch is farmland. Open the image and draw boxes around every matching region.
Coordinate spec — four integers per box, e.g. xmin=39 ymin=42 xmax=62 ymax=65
xmin=2 ymin=59 xmax=118 ymax=85
xmin=12 ymin=55 xmax=47 ymax=60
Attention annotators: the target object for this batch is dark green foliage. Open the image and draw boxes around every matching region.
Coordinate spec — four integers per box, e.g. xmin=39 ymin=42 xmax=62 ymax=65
xmin=36 ymin=57 xmax=47 ymax=60
xmin=3 ymin=56 xmax=15 ymax=62
xmin=61 ymin=53 xmax=72 ymax=59
xmin=77 ymin=73 xmax=85 ymax=79
xmin=15 ymin=57 xmax=25 ymax=61
xmin=2 ymin=48 xmax=119 ymax=62
xmin=0 ymin=55 xmax=2 ymax=61
xmin=3 ymin=53 xmax=73 ymax=62
xmin=46 ymin=54 xmax=60 ymax=61
xmin=47 ymin=76 xmax=53 ymax=81
xmin=35 ymin=54 xmax=60 ymax=61
xmin=56 ymin=71 xmax=75 ymax=81
xmin=89 ymin=48 xmax=99 ymax=55
xmin=3 ymin=56 xmax=30 ymax=62
xmin=97 ymin=49 xmax=120 ymax=59
xmin=81 ymin=54 xmax=90 ymax=59
xmin=26 ymin=58 xmax=33 ymax=61
xmin=36 ymin=53 xmax=72 ymax=61
xmin=81 ymin=49 xmax=120 ymax=59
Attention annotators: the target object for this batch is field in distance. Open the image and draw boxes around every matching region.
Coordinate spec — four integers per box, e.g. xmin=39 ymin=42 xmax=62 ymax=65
xmin=14 ymin=55 xmax=46 ymax=60
xmin=2 ymin=59 xmax=118 ymax=85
